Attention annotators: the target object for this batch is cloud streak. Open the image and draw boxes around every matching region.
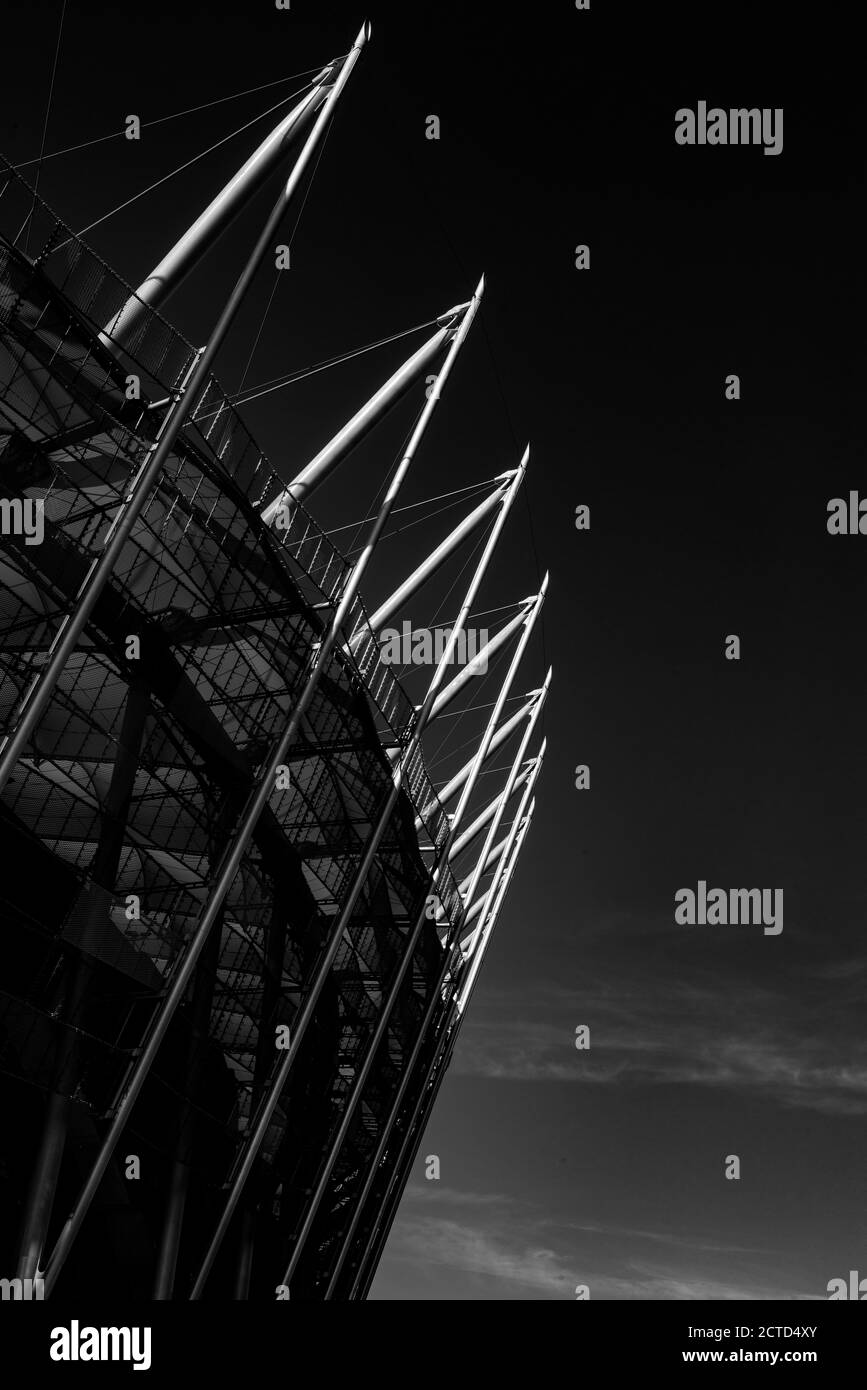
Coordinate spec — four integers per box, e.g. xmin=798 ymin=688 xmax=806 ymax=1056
xmin=449 ymin=974 xmax=867 ymax=1115
xmin=383 ymin=1211 xmax=817 ymax=1301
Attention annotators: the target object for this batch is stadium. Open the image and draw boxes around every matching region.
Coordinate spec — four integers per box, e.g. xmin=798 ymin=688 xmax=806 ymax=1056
xmin=0 ymin=23 xmax=549 ymax=1300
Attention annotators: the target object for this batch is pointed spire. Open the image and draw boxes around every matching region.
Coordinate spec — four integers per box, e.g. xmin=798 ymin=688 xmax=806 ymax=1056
xmin=105 ymin=68 xmax=351 ymax=344
xmin=262 ymin=306 xmax=475 ymax=522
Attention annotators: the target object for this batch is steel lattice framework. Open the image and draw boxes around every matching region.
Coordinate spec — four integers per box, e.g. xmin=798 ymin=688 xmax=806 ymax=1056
xmin=0 ymin=25 xmax=548 ymax=1301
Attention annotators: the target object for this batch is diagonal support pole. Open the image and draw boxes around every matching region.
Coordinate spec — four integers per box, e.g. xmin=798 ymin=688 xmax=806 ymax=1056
xmin=337 ymin=746 xmax=543 ymax=1299
xmin=323 ymin=697 xmax=547 ymax=1299
xmin=458 ymin=666 xmax=551 ymax=959
xmin=413 ymin=689 xmax=540 ymax=832
xmin=354 ymin=477 xmax=511 ymax=641
xmin=104 ymin=65 xmax=337 ymax=346
xmin=0 ymin=23 xmax=372 ymax=802
xmin=355 ymin=800 xmax=536 ymax=1300
xmin=354 ymin=781 xmax=540 ymax=1299
xmin=448 ymin=761 xmax=532 ymax=859
xmin=428 ymin=598 xmax=534 ymax=720
xmin=262 ymin=306 xmax=469 ymax=517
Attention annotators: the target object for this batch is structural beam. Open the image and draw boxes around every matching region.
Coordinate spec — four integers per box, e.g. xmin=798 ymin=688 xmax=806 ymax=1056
xmin=414 ymin=687 xmax=541 ymax=832
xmin=448 ymin=760 xmax=532 ymax=859
xmin=459 ymin=807 xmax=534 ymax=1008
xmin=105 ymin=51 xmax=353 ymax=345
xmin=262 ymin=308 xmax=471 ymax=518
xmin=358 ymin=475 xmax=512 ymax=639
xmin=349 ymin=759 xmax=542 ymax=1299
xmin=459 ymin=672 xmax=550 ymax=952
xmin=428 ymin=599 xmax=533 ymax=720
xmin=457 ymin=830 xmax=510 ymax=897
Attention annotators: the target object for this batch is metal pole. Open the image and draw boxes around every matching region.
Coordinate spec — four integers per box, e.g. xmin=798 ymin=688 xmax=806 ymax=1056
xmin=458 ymin=667 xmax=550 ymax=955
xmin=105 ymin=67 xmax=335 ymax=345
xmin=323 ymin=695 xmax=547 ymax=1299
xmin=360 ymin=792 xmax=540 ymax=1297
xmin=189 ymin=450 xmax=527 ymax=1297
xmin=428 ymin=599 xmax=533 ymax=719
xmin=152 ymin=1160 xmax=190 ymax=1300
xmin=0 ymin=23 xmax=371 ymax=803
xmin=15 ymin=1091 xmax=68 ymax=1282
xmin=263 ymin=308 xmax=468 ymax=517
xmin=459 ymin=801 xmax=539 ymax=1001
xmin=448 ymin=761 xmax=532 ymax=859
xmin=457 ymin=829 xmax=511 ymax=895
xmin=414 ymin=688 xmax=540 ymax=831
xmin=357 ymin=478 xmax=510 ymax=638
xmin=233 ymin=1204 xmax=257 ymax=1300
xmin=340 ymin=762 xmax=542 ymax=1300
xmin=461 ymin=800 xmax=536 ymax=1006
xmin=357 ymin=800 xmax=535 ymax=1299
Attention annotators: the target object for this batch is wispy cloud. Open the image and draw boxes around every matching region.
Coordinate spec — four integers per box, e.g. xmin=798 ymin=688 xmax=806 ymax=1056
xmin=402 ymin=1186 xmax=768 ymax=1256
xmin=382 ymin=1212 xmax=817 ymax=1301
xmin=403 ymin=1184 xmax=513 ymax=1208
xmin=387 ymin=1217 xmax=577 ymax=1296
xmin=550 ymin=1218 xmax=772 ymax=1257
xmin=449 ymin=974 xmax=867 ymax=1115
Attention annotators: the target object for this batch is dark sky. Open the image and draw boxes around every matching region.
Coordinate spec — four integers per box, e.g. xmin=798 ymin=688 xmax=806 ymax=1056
xmin=3 ymin=0 xmax=865 ymax=1300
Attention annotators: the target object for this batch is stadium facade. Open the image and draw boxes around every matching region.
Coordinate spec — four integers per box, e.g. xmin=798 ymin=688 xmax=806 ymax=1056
xmin=0 ymin=23 xmax=549 ymax=1300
